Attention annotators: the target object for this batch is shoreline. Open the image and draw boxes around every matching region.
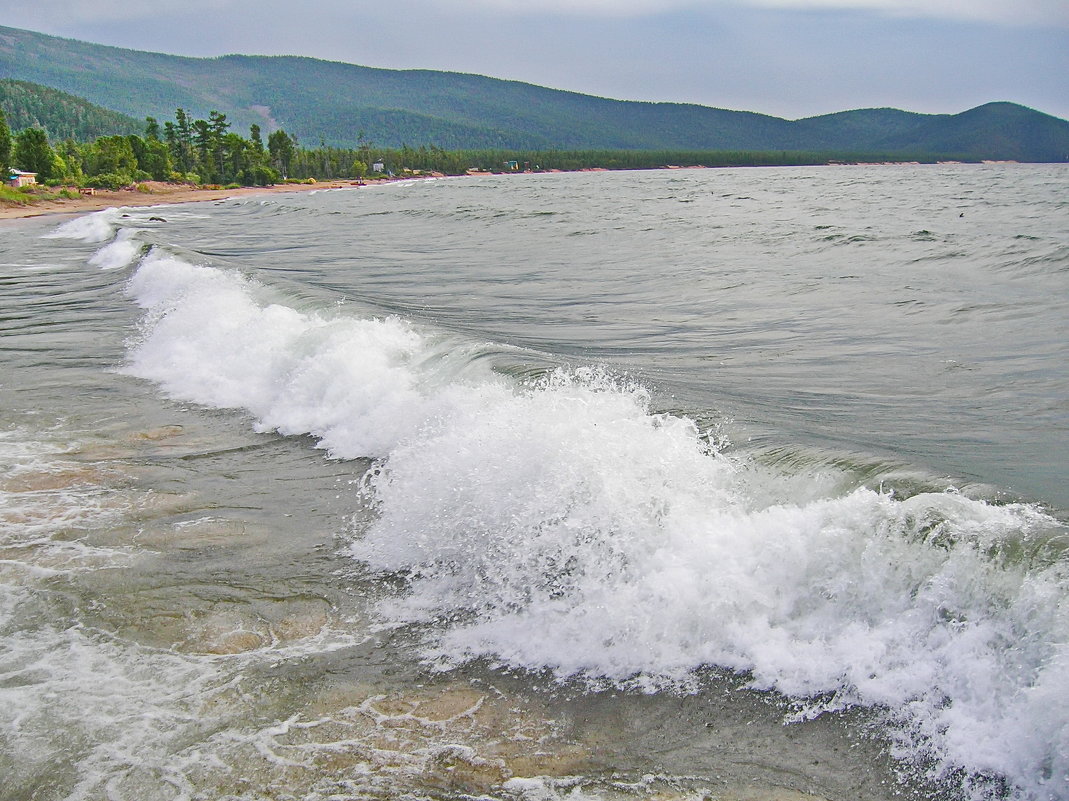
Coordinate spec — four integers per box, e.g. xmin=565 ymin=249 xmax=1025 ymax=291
xmin=4 ymin=160 xmax=1038 ymax=223
xmin=3 ymin=161 xmax=1039 ymax=223
xmin=0 ymin=179 xmax=376 ymax=221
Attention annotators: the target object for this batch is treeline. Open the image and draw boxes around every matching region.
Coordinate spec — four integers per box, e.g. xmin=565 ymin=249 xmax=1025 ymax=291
xmin=370 ymin=147 xmax=838 ymax=174
xmin=2 ymin=104 xmax=969 ymax=193
xmin=284 ymin=144 xmax=967 ymax=179
xmin=0 ymin=107 xmax=296 ymax=189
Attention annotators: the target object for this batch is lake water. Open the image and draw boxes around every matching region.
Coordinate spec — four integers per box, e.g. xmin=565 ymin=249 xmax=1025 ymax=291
xmin=2 ymin=165 xmax=1067 ymax=801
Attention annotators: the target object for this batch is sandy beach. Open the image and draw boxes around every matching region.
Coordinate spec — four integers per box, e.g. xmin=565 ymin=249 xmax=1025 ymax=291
xmin=0 ymin=179 xmax=370 ymax=221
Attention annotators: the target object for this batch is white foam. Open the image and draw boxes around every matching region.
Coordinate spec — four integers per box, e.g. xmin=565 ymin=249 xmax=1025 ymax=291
xmin=88 ymin=228 xmax=144 ymax=271
xmin=0 ymin=613 xmax=225 ymax=799
xmin=124 ymin=249 xmax=497 ymax=458
xmin=44 ymin=207 xmax=204 ymax=246
xmin=118 ymin=248 xmax=1069 ymax=800
xmin=44 ymin=208 xmax=122 ymax=243
xmin=0 ymin=431 xmax=136 ymax=572
xmin=351 ymin=382 xmax=1067 ymax=799
xmin=0 ymin=423 xmax=370 ymax=798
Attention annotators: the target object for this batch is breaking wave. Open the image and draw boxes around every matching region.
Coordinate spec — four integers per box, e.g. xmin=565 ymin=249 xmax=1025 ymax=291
xmin=107 ymin=221 xmax=1069 ymax=801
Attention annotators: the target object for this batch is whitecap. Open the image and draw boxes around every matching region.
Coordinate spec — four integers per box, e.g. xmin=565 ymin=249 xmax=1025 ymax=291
xmin=88 ymin=228 xmax=144 ymax=271
xmin=44 ymin=208 xmax=121 ymax=243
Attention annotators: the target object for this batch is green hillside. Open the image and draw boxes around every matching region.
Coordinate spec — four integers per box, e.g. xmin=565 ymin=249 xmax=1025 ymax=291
xmin=1 ymin=24 xmax=1067 ymax=160
xmin=791 ymin=108 xmax=934 ymax=150
xmin=0 ymin=78 xmax=143 ymax=140
xmin=876 ymin=102 xmax=1069 ymax=162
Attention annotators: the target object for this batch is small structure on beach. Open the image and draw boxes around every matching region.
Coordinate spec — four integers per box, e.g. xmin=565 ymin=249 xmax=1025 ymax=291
xmin=7 ymin=170 xmax=38 ymax=188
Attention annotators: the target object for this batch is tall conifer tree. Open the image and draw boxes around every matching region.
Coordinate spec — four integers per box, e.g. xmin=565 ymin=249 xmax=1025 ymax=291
xmin=249 ymin=124 xmax=263 ymax=153
xmin=0 ymin=109 xmax=10 ymax=177
xmin=267 ymin=130 xmax=295 ymax=178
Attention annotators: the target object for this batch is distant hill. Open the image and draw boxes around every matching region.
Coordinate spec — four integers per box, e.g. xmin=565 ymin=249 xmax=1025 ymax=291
xmin=1 ymin=24 xmax=1067 ymax=160
xmin=873 ymin=102 xmax=1069 ymax=162
xmin=0 ymin=78 xmax=143 ymax=140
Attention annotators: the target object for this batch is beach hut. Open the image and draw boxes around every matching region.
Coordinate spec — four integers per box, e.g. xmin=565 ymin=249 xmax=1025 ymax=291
xmin=7 ymin=170 xmax=38 ymax=188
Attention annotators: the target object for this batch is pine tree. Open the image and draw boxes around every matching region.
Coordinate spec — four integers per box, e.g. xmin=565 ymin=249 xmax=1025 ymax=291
xmin=249 ymin=124 xmax=263 ymax=154
xmin=208 ymin=111 xmax=229 ymax=180
xmin=267 ymin=130 xmax=295 ymax=178
xmin=172 ymin=108 xmax=195 ymax=173
xmin=0 ymin=108 xmax=11 ymax=177
xmin=192 ymin=118 xmax=213 ymax=180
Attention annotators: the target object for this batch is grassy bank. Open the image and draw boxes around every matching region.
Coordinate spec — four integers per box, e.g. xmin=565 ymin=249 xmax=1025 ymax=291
xmin=0 ymin=183 xmax=82 ymax=209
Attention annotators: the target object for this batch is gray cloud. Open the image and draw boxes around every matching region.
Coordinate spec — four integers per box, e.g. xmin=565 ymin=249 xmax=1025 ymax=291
xmin=1 ymin=0 xmax=1066 ymax=120
xmin=446 ymin=0 xmax=1069 ymax=26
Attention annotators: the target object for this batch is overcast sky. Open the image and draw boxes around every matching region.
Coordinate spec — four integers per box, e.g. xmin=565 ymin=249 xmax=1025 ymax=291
xmin=2 ymin=0 xmax=1066 ymax=121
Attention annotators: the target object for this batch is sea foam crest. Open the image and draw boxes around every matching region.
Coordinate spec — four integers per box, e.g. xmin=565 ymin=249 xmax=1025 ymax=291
xmin=124 ymin=248 xmax=494 ymax=458
xmin=46 ymin=207 xmax=202 ymax=247
xmin=120 ymin=246 xmax=1068 ymax=800
xmin=89 ymin=228 xmax=145 ymax=271
xmin=44 ymin=208 xmax=123 ymax=243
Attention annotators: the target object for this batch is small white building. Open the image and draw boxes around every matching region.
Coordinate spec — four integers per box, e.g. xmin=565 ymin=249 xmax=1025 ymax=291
xmin=7 ymin=169 xmax=37 ymax=188
xmin=371 ymin=161 xmax=385 ymax=173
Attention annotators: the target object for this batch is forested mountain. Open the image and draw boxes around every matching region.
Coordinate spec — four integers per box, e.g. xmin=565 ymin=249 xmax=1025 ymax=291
xmin=0 ymin=79 xmax=143 ymax=140
xmin=1 ymin=24 xmax=1067 ymax=160
xmin=873 ymin=102 xmax=1069 ymax=162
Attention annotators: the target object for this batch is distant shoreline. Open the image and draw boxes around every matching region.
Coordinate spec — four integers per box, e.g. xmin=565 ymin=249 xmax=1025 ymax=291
xmin=0 ymin=179 xmax=384 ymax=221
xmin=0 ymin=160 xmax=1035 ymax=223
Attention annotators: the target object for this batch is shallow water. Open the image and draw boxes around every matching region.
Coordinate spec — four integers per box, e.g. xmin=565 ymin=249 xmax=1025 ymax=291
xmin=2 ymin=165 xmax=1067 ymax=801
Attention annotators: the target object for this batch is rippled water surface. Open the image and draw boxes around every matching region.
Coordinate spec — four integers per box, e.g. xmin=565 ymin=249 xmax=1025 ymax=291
xmin=2 ymin=165 xmax=1067 ymax=801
